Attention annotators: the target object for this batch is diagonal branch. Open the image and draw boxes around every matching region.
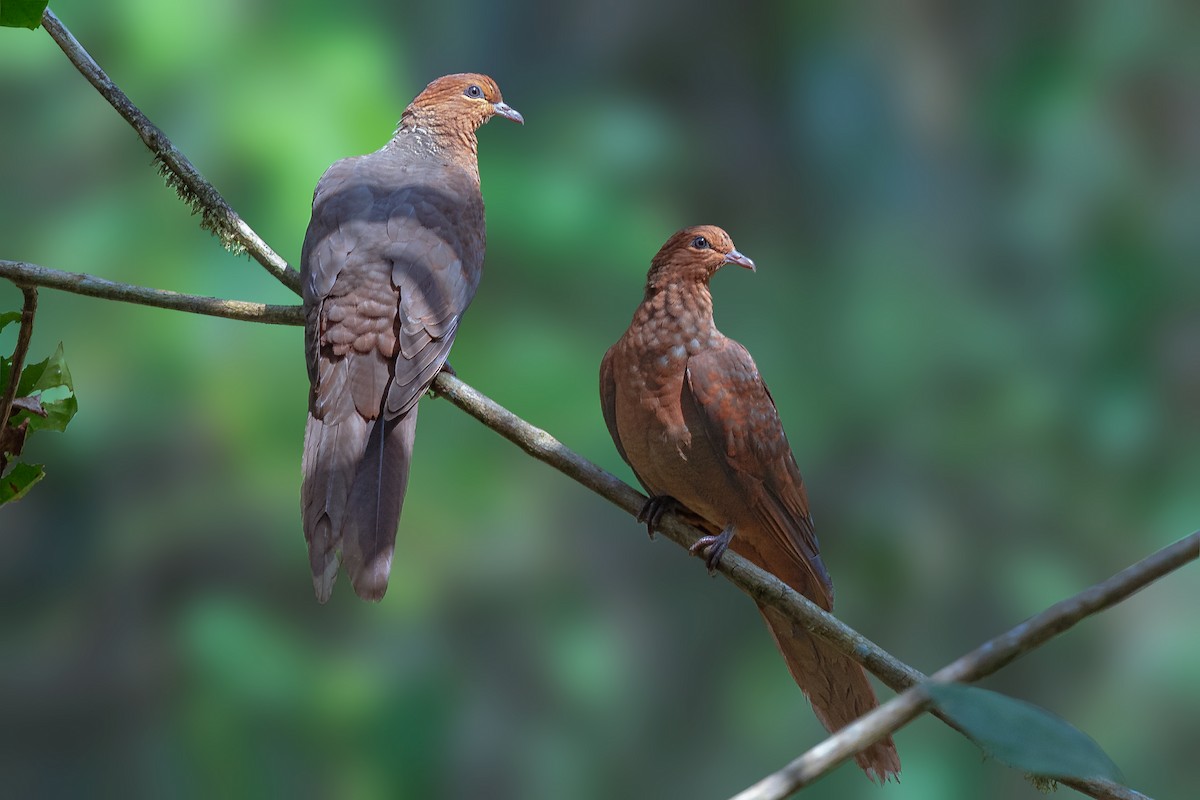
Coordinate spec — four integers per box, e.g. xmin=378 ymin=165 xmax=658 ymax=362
xmin=39 ymin=7 xmax=301 ymax=294
xmin=0 ymin=260 xmax=302 ymax=325
xmin=729 ymin=532 xmax=1196 ymax=800
xmin=430 ymin=371 xmax=926 ymax=692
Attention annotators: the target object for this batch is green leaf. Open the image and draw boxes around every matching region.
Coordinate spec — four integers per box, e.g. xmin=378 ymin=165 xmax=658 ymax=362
xmin=0 ymin=0 xmax=48 ymax=29
xmin=16 ymin=394 xmax=77 ymax=434
xmin=7 ymin=342 xmax=77 ymax=435
xmin=38 ymin=342 xmax=73 ymax=392
xmin=17 ymin=342 xmax=73 ymax=396
xmin=926 ymin=682 xmax=1124 ymax=783
xmin=13 ymin=357 xmax=45 ymax=397
xmin=0 ymin=336 xmax=76 ymax=505
xmin=0 ymin=462 xmax=45 ymax=504
xmin=1 ymin=310 xmax=27 ymax=388
xmin=0 ymin=0 xmax=49 ymax=30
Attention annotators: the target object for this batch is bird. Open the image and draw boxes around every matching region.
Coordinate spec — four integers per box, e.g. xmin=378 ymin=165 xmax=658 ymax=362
xmin=599 ymin=225 xmax=900 ymax=781
xmin=300 ymin=73 xmax=522 ymax=603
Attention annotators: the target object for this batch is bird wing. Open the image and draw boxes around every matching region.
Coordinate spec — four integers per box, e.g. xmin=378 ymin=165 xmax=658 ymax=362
xmin=600 ymin=342 xmax=664 ymax=497
xmin=303 ymin=153 xmax=485 ymax=422
xmin=599 ymin=346 xmax=632 ymax=466
xmin=683 ymin=339 xmax=834 ymax=605
xmin=381 ymin=170 xmax=483 ymax=417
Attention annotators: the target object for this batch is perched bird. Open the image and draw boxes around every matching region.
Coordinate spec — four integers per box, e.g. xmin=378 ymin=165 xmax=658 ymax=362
xmin=301 ymin=73 xmax=522 ymax=602
xmin=599 ymin=226 xmax=900 ymax=781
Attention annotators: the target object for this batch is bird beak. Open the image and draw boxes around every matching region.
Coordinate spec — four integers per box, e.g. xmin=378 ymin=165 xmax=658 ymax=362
xmin=492 ymin=102 xmax=524 ymax=124
xmin=724 ymin=249 xmax=756 ymax=272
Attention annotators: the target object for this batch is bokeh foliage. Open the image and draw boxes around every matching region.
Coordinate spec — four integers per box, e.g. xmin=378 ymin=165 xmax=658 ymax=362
xmin=1 ymin=1 xmax=1196 ymax=798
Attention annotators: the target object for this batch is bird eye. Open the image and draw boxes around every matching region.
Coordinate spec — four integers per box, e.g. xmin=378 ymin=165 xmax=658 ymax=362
xmin=691 ymin=236 xmax=709 ymax=249
xmin=465 ymin=85 xmax=483 ymax=99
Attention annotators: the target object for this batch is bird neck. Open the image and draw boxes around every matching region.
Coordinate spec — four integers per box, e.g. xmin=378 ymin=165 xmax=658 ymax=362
xmin=392 ymin=110 xmax=482 ymax=175
xmin=637 ymin=280 xmax=721 ymax=344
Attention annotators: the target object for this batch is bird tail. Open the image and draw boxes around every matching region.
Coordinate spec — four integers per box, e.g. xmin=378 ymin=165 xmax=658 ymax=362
xmin=301 ymin=407 xmax=417 ymax=602
xmin=757 ymin=603 xmax=902 ymax=783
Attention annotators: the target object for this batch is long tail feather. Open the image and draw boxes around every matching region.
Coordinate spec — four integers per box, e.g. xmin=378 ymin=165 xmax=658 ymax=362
xmin=341 ymin=408 xmax=418 ymax=601
xmin=300 ymin=405 xmax=417 ymax=603
xmin=758 ymin=603 xmax=902 ymax=782
xmin=301 ymin=412 xmax=367 ymax=602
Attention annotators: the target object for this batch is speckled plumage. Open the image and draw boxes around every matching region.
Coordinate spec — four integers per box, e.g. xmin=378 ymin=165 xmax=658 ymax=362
xmin=599 ymin=225 xmax=900 ymax=782
xmin=301 ymin=73 xmax=521 ymax=603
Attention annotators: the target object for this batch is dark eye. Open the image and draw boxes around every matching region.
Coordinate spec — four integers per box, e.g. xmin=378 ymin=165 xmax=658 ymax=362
xmin=691 ymin=236 xmax=709 ymax=249
xmin=465 ymin=85 xmax=483 ymax=99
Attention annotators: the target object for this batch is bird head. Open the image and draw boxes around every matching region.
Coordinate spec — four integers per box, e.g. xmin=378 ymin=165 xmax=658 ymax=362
xmin=406 ymin=73 xmax=524 ymax=132
xmin=646 ymin=225 xmax=755 ymax=289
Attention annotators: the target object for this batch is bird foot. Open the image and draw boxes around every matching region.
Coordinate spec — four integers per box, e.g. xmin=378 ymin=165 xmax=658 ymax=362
xmin=689 ymin=525 xmax=735 ymax=574
xmin=637 ymin=495 xmax=679 ymax=539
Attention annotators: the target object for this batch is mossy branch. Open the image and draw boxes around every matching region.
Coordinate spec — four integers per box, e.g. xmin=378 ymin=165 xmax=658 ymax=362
xmin=40 ymin=7 xmax=300 ymax=294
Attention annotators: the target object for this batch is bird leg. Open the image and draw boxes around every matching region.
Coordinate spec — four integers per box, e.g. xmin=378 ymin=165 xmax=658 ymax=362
xmin=637 ymin=495 xmax=679 ymax=539
xmin=689 ymin=525 xmax=735 ymax=574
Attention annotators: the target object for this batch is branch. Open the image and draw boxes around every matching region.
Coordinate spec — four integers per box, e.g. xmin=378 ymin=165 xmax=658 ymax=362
xmin=0 ymin=260 xmax=302 ymax=325
xmin=730 ymin=532 xmax=1197 ymax=800
xmin=39 ymin=8 xmax=301 ymax=294
xmin=431 ymin=370 xmax=926 ymax=693
xmin=1 ymin=286 xmax=38 ymax=468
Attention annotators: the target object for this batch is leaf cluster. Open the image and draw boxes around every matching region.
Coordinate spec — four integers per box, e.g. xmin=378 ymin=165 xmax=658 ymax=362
xmin=0 ymin=311 xmax=77 ymax=504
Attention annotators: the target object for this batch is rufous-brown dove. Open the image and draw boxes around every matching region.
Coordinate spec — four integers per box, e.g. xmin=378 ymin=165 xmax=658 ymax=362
xmin=301 ymin=73 xmax=522 ymax=603
xmin=599 ymin=225 xmax=900 ymax=781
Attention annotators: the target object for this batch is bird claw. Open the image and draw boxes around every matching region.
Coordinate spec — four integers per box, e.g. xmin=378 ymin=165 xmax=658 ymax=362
xmin=637 ymin=495 xmax=678 ymax=539
xmin=689 ymin=526 xmax=734 ymax=574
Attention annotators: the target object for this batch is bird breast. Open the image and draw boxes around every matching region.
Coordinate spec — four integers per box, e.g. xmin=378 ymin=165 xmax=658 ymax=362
xmin=612 ymin=288 xmax=728 ymax=506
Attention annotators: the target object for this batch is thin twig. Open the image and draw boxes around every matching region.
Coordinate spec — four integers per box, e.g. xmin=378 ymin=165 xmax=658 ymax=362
xmin=729 ymin=532 xmax=1197 ymax=800
xmin=39 ymin=7 xmax=301 ymax=294
xmin=1 ymin=286 xmax=39 ymax=464
xmin=1 ymin=261 xmax=302 ymax=325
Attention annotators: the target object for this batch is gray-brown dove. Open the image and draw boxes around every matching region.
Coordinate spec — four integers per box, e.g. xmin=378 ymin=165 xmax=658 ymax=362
xmin=301 ymin=73 xmax=522 ymax=602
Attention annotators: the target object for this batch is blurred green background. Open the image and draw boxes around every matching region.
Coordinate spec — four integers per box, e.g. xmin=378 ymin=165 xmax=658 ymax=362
xmin=2 ymin=1 xmax=1197 ymax=798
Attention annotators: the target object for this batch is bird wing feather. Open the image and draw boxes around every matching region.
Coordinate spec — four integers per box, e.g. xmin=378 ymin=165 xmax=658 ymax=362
xmin=600 ymin=343 xmax=664 ymax=497
xmin=683 ymin=339 xmax=834 ymax=605
xmin=599 ymin=347 xmax=631 ymax=466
